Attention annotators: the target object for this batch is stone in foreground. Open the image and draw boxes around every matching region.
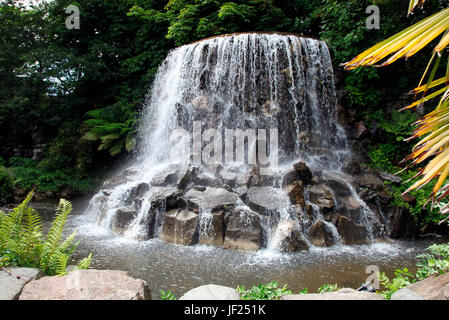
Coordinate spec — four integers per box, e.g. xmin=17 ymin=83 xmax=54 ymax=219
xmin=281 ymin=288 xmax=385 ymax=300
xmin=396 ymin=272 xmax=449 ymax=300
xmin=19 ymin=269 xmax=151 ymax=300
xmin=390 ymin=288 xmax=424 ymax=300
xmin=179 ymin=284 xmax=240 ymax=300
xmin=0 ymin=267 xmax=44 ymax=300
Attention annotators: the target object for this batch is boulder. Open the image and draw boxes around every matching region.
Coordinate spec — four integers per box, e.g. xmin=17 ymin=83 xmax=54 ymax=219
xmin=0 ymin=267 xmax=44 ymax=300
xmin=293 ymin=161 xmax=312 ymax=184
xmin=179 ymin=284 xmax=240 ymax=300
xmin=394 ymin=272 xmax=449 ymax=300
xmin=159 ymin=209 xmax=199 ymax=246
xmin=274 ymin=220 xmax=309 ymax=252
xmin=150 ymin=167 xmax=179 ymax=186
xmin=357 ymin=173 xmax=384 ymax=191
xmin=185 ymin=187 xmax=238 ymax=211
xmin=19 ymin=270 xmax=151 ymax=300
xmin=390 ymin=288 xmax=424 ymax=300
xmin=111 ymin=207 xmax=137 ymax=235
xmin=307 ymin=184 xmax=334 ymax=211
xmin=192 ymin=172 xmax=221 ymax=187
xmin=283 ymin=181 xmax=305 ymax=206
xmin=308 ymin=220 xmax=334 ymax=247
xmin=223 ymin=207 xmax=262 ymax=251
xmin=198 ymin=211 xmax=225 ymax=246
xmin=388 ymin=207 xmax=418 ymax=239
xmin=281 ymin=288 xmax=384 ymax=300
xmin=177 ymin=165 xmax=192 ymax=190
xmin=378 ymin=171 xmax=402 ymax=184
xmin=281 ymin=169 xmax=299 ymax=188
xmin=341 ymin=159 xmax=361 ymax=175
xmin=246 ymin=187 xmax=290 ymax=215
xmin=336 ymin=216 xmax=369 ymax=245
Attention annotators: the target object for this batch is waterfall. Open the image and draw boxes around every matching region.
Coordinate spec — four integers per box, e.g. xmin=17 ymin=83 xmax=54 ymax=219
xmin=85 ymin=33 xmax=386 ymax=252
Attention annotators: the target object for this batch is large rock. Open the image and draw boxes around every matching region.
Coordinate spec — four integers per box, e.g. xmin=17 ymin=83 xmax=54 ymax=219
xmin=281 ymin=288 xmax=384 ymax=300
xmin=159 ymin=209 xmax=199 ymax=246
xmin=336 ymin=216 xmax=369 ymax=245
xmin=274 ymin=220 xmax=309 ymax=252
xmin=111 ymin=207 xmax=137 ymax=235
xmin=395 ymin=273 xmax=449 ymax=300
xmin=223 ymin=207 xmax=262 ymax=251
xmin=357 ymin=173 xmax=384 ymax=191
xmin=150 ymin=167 xmax=179 ymax=186
xmin=246 ymin=187 xmax=290 ymax=215
xmin=19 ymin=269 xmax=151 ymax=300
xmin=283 ymin=181 xmax=305 ymax=206
xmin=179 ymin=284 xmax=240 ymax=300
xmin=389 ymin=207 xmax=418 ymax=239
xmin=198 ymin=210 xmax=225 ymax=246
xmin=293 ymin=161 xmax=312 ymax=184
xmin=0 ymin=267 xmax=44 ymax=300
xmin=185 ymin=187 xmax=238 ymax=211
xmin=308 ymin=220 xmax=334 ymax=247
xmin=390 ymin=288 xmax=424 ymax=300
xmin=307 ymin=184 xmax=334 ymax=211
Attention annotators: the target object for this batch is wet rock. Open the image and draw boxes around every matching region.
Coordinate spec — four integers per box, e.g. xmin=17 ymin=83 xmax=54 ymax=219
xmin=191 ymin=96 xmax=211 ymax=110
xmin=179 ymin=284 xmax=240 ymax=300
xmin=308 ymin=220 xmax=334 ymax=247
xmin=388 ymin=207 xmax=418 ymax=239
xmin=342 ymin=159 xmax=361 ymax=175
xmin=192 ymin=172 xmax=221 ymax=187
xmin=159 ymin=209 xmax=199 ymax=246
xmin=281 ymin=169 xmax=299 ymax=188
xmin=378 ymin=171 xmax=402 ymax=184
xmin=19 ymin=270 xmax=151 ymax=300
xmin=223 ymin=207 xmax=262 ymax=251
xmin=246 ymin=186 xmax=290 ymax=215
xmin=185 ymin=187 xmax=238 ymax=211
xmin=111 ymin=207 xmax=137 ymax=235
xmin=177 ymin=165 xmax=192 ymax=190
xmin=150 ymin=167 xmax=179 ymax=186
xmin=293 ymin=161 xmax=312 ymax=184
xmin=307 ymin=184 xmax=334 ymax=211
xmin=103 ymin=176 xmax=128 ymax=190
xmin=336 ymin=216 xmax=369 ymax=245
xmin=357 ymin=173 xmax=384 ymax=191
xmin=275 ymin=220 xmax=309 ymax=252
xmin=0 ymin=267 xmax=44 ymax=300
xmin=220 ymin=171 xmax=236 ymax=186
xmin=198 ymin=210 xmax=224 ymax=246
xmin=283 ymin=181 xmax=305 ymax=206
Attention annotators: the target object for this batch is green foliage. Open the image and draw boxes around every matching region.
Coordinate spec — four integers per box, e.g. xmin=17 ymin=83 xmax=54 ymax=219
xmin=317 ymin=283 xmax=338 ymax=294
xmin=160 ymin=289 xmax=177 ymax=300
xmin=237 ymin=281 xmax=292 ymax=300
xmin=378 ymin=268 xmax=414 ymax=300
xmin=377 ymin=242 xmax=449 ymax=299
xmin=0 ymin=192 xmax=91 ymax=275
xmin=0 ymin=166 xmax=13 ymax=202
xmin=416 ymin=243 xmax=449 ymax=280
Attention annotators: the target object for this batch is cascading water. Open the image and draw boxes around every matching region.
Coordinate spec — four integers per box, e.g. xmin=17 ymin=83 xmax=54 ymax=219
xmin=85 ymin=33 xmax=387 ymax=252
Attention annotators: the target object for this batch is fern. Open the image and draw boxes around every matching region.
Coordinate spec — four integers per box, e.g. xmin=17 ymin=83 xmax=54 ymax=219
xmin=0 ymin=192 xmax=92 ymax=275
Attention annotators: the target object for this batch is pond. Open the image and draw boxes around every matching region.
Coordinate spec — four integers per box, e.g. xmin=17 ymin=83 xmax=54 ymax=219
xmin=31 ymin=199 xmax=447 ymax=300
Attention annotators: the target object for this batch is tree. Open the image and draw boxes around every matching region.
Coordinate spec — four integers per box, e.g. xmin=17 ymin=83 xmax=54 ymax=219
xmin=344 ymin=0 xmax=449 ymax=221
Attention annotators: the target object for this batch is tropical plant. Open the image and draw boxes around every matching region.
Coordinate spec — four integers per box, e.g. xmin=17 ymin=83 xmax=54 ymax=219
xmin=317 ymin=283 xmax=338 ymax=294
xmin=344 ymin=0 xmax=449 ymax=221
xmin=0 ymin=191 xmax=91 ymax=275
xmin=377 ymin=268 xmax=414 ymax=300
xmin=237 ymin=281 xmax=292 ymax=300
xmin=160 ymin=289 xmax=177 ymax=300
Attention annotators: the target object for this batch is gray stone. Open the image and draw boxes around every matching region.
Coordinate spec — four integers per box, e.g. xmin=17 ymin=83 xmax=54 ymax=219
xmin=308 ymin=220 xmax=334 ymax=247
xmin=336 ymin=216 xmax=369 ymax=245
xmin=224 ymin=207 xmax=262 ymax=251
xmin=274 ymin=220 xmax=309 ymax=252
xmin=378 ymin=171 xmax=402 ymax=184
xmin=159 ymin=209 xmax=199 ymax=246
xmin=150 ymin=167 xmax=179 ymax=186
xmin=0 ymin=267 xmax=44 ymax=300
xmin=307 ymin=184 xmax=334 ymax=210
xmin=391 ymin=288 xmax=424 ymax=300
xmin=179 ymin=284 xmax=240 ymax=300
xmin=185 ymin=187 xmax=238 ymax=211
xmin=111 ymin=207 xmax=137 ymax=235
xmin=19 ymin=269 xmax=151 ymax=300
xmin=398 ymin=272 xmax=449 ymax=300
xmin=246 ymin=186 xmax=290 ymax=214
xmin=281 ymin=288 xmax=385 ymax=300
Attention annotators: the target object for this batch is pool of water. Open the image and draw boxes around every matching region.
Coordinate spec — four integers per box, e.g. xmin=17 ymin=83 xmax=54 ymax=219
xmin=30 ymin=199 xmax=447 ymax=299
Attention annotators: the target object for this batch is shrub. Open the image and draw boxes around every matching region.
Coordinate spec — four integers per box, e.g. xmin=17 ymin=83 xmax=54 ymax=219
xmin=0 ymin=191 xmax=91 ymax=275
xmin=237 ymin=281 xmax=292 ymax=300
xmin=0 ymin=166 xmax=13 ymax=203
